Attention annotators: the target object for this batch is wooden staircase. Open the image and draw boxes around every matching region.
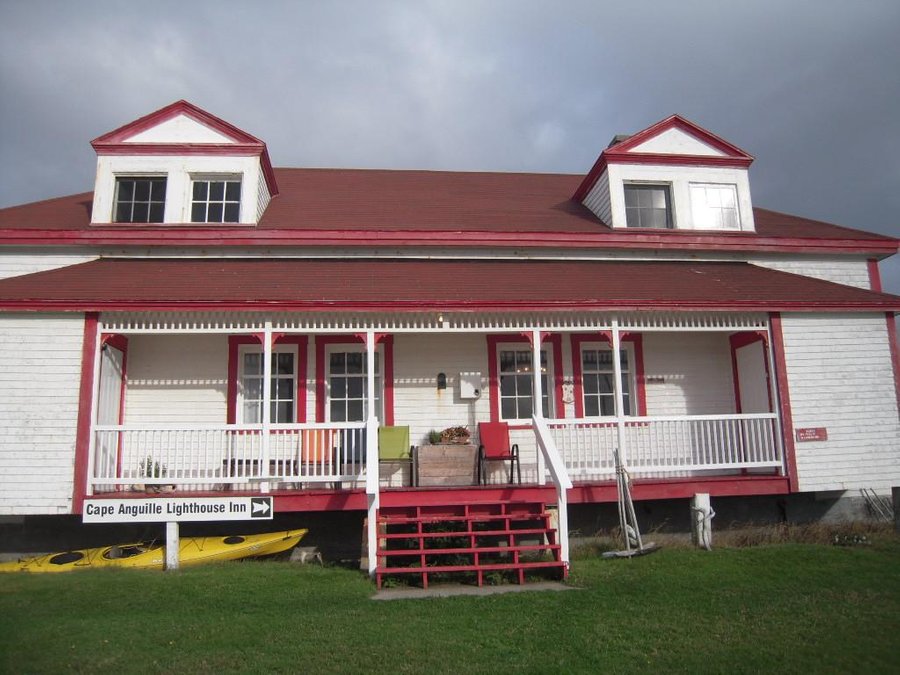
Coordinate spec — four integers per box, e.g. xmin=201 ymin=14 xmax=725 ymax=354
xmin=375 ymin=501 xmax=567 ymax=589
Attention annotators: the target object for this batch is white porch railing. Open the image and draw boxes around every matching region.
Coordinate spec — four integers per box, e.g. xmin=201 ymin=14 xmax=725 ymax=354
xmin=90 ymin=422 xmax=368 ymax=493
xmin=532 ymin=416 xmax=573 ymax=566
xmin=547 ymin=413 xmax=783 ymax=480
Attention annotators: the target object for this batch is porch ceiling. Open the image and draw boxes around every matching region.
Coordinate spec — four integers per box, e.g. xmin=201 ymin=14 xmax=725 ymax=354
xmin=0 ymin=257 xmax=898 ymax=312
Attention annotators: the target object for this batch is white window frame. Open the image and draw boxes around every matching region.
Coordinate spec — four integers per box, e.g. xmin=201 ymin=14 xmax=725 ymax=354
xmin=623 ymin=182 xmax=674 ymax=229
xmin=690 ymin=182 xmax=740 ymax=230
xmin=495 ymin=343 xmax=553 ymax=422
xmin=190 ymin=174 xmax=243 ymax=224
xmin=325 ymin=345 xmax=384 ymax=423
xmin=113 ymin=175 xmax=168 ymax=223
xmin=580 ymin=342 xmax=637 ymax=418
xmin=237 ymin=344 xmax=299 ymax=424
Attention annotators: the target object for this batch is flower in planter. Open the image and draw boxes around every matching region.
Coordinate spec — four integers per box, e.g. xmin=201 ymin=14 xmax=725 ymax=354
xmin=440 ymin=426 xmax=471 ymax=444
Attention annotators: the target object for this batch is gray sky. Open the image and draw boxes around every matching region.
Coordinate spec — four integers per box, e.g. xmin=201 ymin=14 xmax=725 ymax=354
xmin=1 ymin=0 xmax=898 ymax=293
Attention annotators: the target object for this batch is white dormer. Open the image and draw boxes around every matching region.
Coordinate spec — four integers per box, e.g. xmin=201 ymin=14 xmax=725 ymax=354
xmin=574 ymin=115 xmax=756 ymax=233
xmin=89 ymin=100 xmax=278 ymax=226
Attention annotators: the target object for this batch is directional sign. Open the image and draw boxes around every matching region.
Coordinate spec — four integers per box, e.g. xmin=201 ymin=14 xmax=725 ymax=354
xmin=83 ymin=497 xmax=274 ymax=524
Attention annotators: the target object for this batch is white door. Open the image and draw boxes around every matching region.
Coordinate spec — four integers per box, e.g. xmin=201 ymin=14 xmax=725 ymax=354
xmin=96 ymin=344 xmax=124 ymax=479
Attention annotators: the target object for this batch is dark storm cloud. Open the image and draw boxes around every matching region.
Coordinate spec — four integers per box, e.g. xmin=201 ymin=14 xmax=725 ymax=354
xmin=1 ymin=0 xmax=897 ymax=290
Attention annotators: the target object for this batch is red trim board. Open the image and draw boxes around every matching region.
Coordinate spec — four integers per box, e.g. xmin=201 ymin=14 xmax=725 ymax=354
xmin=569 ymin=333 xmax=647 ymax=417
xmin=769 ymin=313 xmax=799 ymax=491
xmin=486 ymin=334 xmax=564 ymax=423
xmin=72 ymin=313 xmax=99 ymax=514
xmin=227 ymin=335 xmax=308 ymax=424
xmin=314 ymin=335 xmax=394 ymax=425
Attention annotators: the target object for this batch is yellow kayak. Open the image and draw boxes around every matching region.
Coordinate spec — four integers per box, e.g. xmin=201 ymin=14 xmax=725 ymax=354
xmin=0 ymin=529 xmax=307 ymax=573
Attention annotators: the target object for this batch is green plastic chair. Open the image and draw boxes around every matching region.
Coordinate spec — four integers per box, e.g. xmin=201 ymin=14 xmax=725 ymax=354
xmin=378 ymin=425 xmax=416 ymax=486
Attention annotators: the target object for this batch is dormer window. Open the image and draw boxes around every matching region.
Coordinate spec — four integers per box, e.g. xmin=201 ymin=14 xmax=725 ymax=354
xmin=191 ymin=177 xmax=241 ymax=223
xmin=114 ymin=177 xmax=166 ymax=223
xmin=690 ymin=183 xmax=739 ymax=230
xmin=624 ymin=184 xmax=673 ymax=229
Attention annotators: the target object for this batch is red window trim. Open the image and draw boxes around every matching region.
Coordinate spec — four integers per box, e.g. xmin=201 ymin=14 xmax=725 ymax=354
xmin=769 ymin=313 xmax=799 ymax=491
xmin=227 ymin=335 xmax=308 ymax=424
xmin=314 ymin=335 xmax=394 ymax=425
xmin=486 ymin=334 xmax=564 ymax=423
xmin=569 ymin=333 xmax=647 ymax=418
xmin=729 ymin=332 xmax=773 ymax=414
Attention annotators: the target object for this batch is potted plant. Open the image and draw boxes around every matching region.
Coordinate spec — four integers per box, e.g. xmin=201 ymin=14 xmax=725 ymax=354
xmin=438 ymin=426 xmax=471 ymax=445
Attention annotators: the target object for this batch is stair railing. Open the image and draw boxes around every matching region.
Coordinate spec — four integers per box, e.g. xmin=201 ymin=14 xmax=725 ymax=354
xmin=533 ymin=415 xmax=574 ymax=566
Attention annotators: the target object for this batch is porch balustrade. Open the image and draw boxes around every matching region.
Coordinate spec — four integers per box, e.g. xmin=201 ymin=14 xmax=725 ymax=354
xmin=89 ymin=422 xmax=367 ymax=493
xmin=547 ymin=413 xmax=782 ymax=480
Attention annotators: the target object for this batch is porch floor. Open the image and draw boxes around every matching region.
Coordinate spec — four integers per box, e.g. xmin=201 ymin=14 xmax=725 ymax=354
xmin=84 ymin=474 xmax=789 ymax=513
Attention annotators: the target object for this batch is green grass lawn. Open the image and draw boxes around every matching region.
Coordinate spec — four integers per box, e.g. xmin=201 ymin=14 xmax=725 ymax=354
xmin=2 ymin=539 xmax=898 ymax=674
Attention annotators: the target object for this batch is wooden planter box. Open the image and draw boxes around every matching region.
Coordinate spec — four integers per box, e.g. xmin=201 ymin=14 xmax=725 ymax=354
xmin=416 ymin=443 xmax=478 ymax=487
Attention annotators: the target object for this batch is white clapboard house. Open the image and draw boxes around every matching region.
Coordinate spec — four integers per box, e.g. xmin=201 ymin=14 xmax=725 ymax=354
xmin=1 ymin=101 xmax=898 ymax=583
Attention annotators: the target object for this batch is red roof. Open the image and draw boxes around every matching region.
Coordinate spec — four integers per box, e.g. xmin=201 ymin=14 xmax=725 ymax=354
xmin=0 ymin=169 xmax=894 ymax=255
xmin=0 ymin=258 xmax=896 ymax=312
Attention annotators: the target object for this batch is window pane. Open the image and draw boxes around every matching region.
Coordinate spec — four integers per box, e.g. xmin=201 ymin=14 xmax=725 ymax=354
xmin=191 ymin=203 xmax=206 ymax=222
xmin=347 ymin=377 xmax=363 ymax=398
xmin=115 ymin=203 xmax=132 ymax=222
xmin=347 ymin=400 xmax=364 ymax=421
xmin=224 ymin=204 xmax=240 ymax=222
xmin=331 ymin=377 xmax=346 ymax=398
xmin=584 ymin=374 xmax=599 ymax=394
xmin=275 ymin=378 xmax=293 ymax=399
xmin=330 ymin=400 xmax=346 ymax=422
xmin=625 ymin=209 xmax=640 ymax=228
xmin=516 ymin=374 xmax=531 ymax=394
xmin=500 ymin=375 xmax=516 ymax=396
xmin=243 ymin=377 xmax=262 ymax=400
xmin=209 ymin=181 xmax=225 ymax=200
xmin=275 ymin=353 xmax=293 ymax=374
xmin=346 ymin=353 xmax=363 ymax=374
xmin=598 ymin=374 xmax=614 ymax=394
xmin=243 ymin=401 xmax=260 ymax=424
xmin=132 ymin=203 xmax=149 ymax=222
xmin=518 ymin=398 xmax=533 ymax=420
xmin=273 ymin=401 xmax=293 ymax=423
xmin=582 ymin=350 xmax=597 ymax=367
xmin=599 ymin=397 xmax=615 ymax=416
xmin=118 ymin=180 xmax=134 ymax=200
xmin=151 ymin=180 xmax=166 ymax=200
xmin=134 ymin=181 xmax=150 ymax=201
xmin=330 ymin=352 xmax=345 ymax=373
xmin=500 ymin=351 xmax=515 ymax=372
xmin=243 ymin=353 xmax=262 ymax=375
xmin=148 ymin=203 xmax=165 ymax=223
xmin=585 ymin=397 xmax=599 ymax=417
xmin=225 ymin=181 xmax=241 ymax=200
xmin=192 ymin=182 xmax=207 ymax=200
xmin=208 ymin=203 xmax=223 ymax=222
xmin=501 ymin=398 xmax=517 ymax=420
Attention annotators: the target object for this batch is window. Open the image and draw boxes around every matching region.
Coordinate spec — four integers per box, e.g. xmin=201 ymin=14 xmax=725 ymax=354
xmin=624 ymin=184 xmax=672 ymax=229
xmin=114 ymin=177 xmax=166 ymax=223
xmin=499 ymin=348 xmax=550 ymax=420
xmin=328 ymin=350 xmax=382 ymax=422
xmin=191 ymin=177 xmax=241 ymax=223
xmin=239 ymin=347 xmax=297 ymax=424
xmin=690 ymin=183 xmax=739 ymax=229
xmin=580 ymin=345 xmax=636 ymax=416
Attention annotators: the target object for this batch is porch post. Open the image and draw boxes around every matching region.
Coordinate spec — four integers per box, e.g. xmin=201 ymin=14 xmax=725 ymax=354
xmin=365 ymin=330 xmax=379 ymax=577
xmin=531 ymin=329 xmax=546 ymax=484
xmin=611 ymin=318 xmax=628 ymax=463
xmin=83 ymin=319 xmax=104 ymax=498
xmin=261 ymin=320 xmax=273 ymax=491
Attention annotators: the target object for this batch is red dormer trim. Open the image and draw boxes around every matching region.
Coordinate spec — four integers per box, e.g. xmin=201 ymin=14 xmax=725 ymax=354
xmin=90 ymin=100 xmax=279 ymax=197
xmin=573 ymin=114 xmax=755 ymax=201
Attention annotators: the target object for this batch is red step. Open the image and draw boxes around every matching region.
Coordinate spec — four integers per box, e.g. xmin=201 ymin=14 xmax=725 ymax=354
xmin=375 ymin=500 xmax=567 ymax=589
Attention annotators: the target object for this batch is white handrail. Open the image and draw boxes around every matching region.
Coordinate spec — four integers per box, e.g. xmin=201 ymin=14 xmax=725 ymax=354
xmin=532 ymin=415 xmax=572 ymax=566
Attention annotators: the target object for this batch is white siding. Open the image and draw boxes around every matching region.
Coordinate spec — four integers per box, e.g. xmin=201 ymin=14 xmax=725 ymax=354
xmin=392 ymin=334 xmax=492 ymax=447
xmin=642 ymin=332 xmax=736 ymax=415
xmin=782 ymin=314 xmax=900 ymax=494
xmin=124 ymin=335 xmax=228 ymax=425
xmin=0 ymin=313 xmax=84 ymax=515
xmin=582 ymin=168 xmax=612 ymax=225
xmin=751 ymin=256 xmax=871 ymax=290
xmin=0 ymin=249 xmax=97 ymax=280
xmin=256 ymin=169 xmax=272 ymax=222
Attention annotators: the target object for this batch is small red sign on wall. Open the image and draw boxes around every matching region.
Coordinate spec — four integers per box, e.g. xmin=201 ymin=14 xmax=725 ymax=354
xmin=796 ymin=427 xmax=828 ymax=442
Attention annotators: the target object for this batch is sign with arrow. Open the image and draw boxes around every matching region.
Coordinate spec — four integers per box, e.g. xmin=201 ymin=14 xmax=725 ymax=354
xmin=83 ymin=496 xmax=275 ymax=523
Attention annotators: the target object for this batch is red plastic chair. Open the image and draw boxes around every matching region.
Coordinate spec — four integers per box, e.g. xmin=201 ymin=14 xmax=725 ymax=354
xmin=477 ymin=422 xmax=521 ymax=485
